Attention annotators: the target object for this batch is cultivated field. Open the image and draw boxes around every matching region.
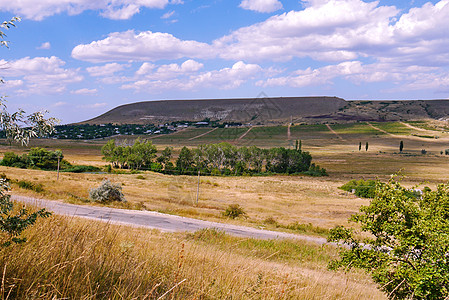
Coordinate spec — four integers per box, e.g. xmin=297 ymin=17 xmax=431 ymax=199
xmin=3 ymin=120 xmax=449 ymax=298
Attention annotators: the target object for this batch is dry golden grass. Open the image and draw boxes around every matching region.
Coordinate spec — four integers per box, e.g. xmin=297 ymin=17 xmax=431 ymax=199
xmin=4 ymin=123 xmax=449 ymax=233
xmin=1 ymin=165 xmax=369 ymax=231
xmin=3 ymin=122 xmax=448 ymax=299
xmin=0 ymin=213 xmax=386 ymax=299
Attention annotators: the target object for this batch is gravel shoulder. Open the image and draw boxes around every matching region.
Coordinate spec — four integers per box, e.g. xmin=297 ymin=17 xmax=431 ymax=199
xmin=12 ymin=195 xmax=327 ymax=244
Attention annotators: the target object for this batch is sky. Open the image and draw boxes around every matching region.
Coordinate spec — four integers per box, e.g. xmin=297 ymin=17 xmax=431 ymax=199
xmin=0 ymin=0 xmax=449 ymax=124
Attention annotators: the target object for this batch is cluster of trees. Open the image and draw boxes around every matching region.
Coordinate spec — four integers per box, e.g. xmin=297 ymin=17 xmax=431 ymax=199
xmin=0 ymin=148 xmax=71 ymax=170
xmin=102 ymin=139 xmax=327 ymax=176
xmin=101 ymin=139 xmax=159 ymax=170
xmin=175 ymin=143 xmax=323 ymax=175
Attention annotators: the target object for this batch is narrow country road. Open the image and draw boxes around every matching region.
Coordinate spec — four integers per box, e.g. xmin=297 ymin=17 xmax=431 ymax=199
xmin=12 ymin=195 xmax=327 ymax=244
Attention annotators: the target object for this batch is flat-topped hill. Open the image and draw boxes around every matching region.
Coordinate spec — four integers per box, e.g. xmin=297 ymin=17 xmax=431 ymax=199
xmin=80 ymin=96 xmax=346 ymax=124
xmin=80 ymin=97 xmax=449 ymax=125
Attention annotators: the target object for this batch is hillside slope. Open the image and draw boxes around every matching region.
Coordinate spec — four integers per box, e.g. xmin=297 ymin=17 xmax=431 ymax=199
xmin=80 ymin=97 xmax=449 ymax=125
xmin=81 ymin=96 xmax=346 ymax=124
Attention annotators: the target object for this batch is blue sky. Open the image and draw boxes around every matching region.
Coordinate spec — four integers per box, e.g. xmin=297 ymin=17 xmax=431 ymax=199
xmin=0 ymin=0 xmax=448 ymax=123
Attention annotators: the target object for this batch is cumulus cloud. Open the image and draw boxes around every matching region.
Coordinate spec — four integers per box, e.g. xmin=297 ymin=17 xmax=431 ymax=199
xmin=216 ymin=0 xmax=449 ymax=70
xmin=86 ymin=63 xmax=127 ymax=77
xmin=0 ymin=0 xmax=176 ymax=20
xmin=72 ymin=30 xmax=214 ymax=63
xmin=0 ymin=56 xmax=83 ymax=95
xmin=260 ymin=61 xmax=364 ymax=87
xmin=239 ymin=0 xmax=283 ymax=13
xmin=122 ymin=61 xmax=262 ymax=92
xmin=136 ymin=59 xmax=204 ymax=80
xmin=258 ymin=59 xmax=446 ymax=92
xmin=216 ymin=0 xmax=399 ymax=62
xmin=71 ymin=88 xmax=98 ymax=95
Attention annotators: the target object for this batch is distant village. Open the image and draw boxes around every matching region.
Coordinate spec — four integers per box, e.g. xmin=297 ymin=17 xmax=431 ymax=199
xmin=44 ymin=120 xmax=244 ymax=140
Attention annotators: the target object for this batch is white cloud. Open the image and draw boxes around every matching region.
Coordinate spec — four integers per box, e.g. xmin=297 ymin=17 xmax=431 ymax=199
xmin=122 ymin=61 xmax=262 ymax=92
xmin=136 ymin=62 xmax=156 ymax=75
xmin=0 ymin=79 xmax=23 ymax=89
xmin=0 ymin=56 xmax=83 ymax=96
xmin=72 ymin=30 xmax=214 ymax=63
xmin=216 ymin=0 xmax=399 ymax=62
xmin=0 ymin=0 xmax=174 ymax=20
xmin=86 ymin=63 xmax=127 ymax=77
xmin=239 ymin=0 xmax=283 ymax=13
xmin=260 ymin=61 xmax=363 ymax=88
xmin=71 ymin=88 xmax=98 ymax=95
xmin=161 ymin=10 xmax=175 ymax=19
xmin=258 ymin=60 xmax=446 ymax=92
xmin=37 ymin=42 xmax=51 ymax=50
xmin=77 ymin=102 xmax=108 ymax=109
xmin=136 ymin=59 xmax=204 ymax=79
xmin=215 ymin=0 xmax=449 ymax=70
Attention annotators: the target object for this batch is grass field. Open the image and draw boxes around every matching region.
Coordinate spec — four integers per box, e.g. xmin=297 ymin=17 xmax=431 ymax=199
xmin=3 ymin=120 xmax=449 ymax=298
xmin=0 ymin=213 xmax=384 ymax=299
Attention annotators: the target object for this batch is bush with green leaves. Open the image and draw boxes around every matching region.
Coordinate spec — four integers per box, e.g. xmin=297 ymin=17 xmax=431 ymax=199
xmin=17 ymin=180 xmax=44 ymax=193
xmin=329 ymin=179 xmax=449 ymax=299
xmin=89 ymin=180 xmax=126 ymax=203
xmin=1 ymin=148 xmax=71 ymax=170
xmin=0 ymin=179 xmax=51 ymax=247
xmin=61 ymin=165 xmax=101 ymax=173
xmin=222 ymin=204 xmax=246 ymax=219
xmin=340 ymin=179 xmax=379 ymax=198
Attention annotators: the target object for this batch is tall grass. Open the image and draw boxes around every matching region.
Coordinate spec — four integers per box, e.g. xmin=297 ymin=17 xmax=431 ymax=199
xmin=0 ymin=213 xmax=386 ymax=299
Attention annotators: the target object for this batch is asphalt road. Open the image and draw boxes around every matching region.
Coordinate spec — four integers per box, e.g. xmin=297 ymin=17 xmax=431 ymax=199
xmin=11 ymin=195 xmax=327 ymax=244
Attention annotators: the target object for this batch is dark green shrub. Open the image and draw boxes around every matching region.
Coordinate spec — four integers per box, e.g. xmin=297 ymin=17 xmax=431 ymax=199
xmin=303 ymin=163 xmax=328 ymax=176
xmin=0 ymin=152 xmax=27 ymax=168
xmin=222 ymin=204 xmax=246 ymax=219
xmin=62 ymin=165 xmax=101 ymax=173
xmin=340 ymin=179 xmax=379 ymax=198
xmin=150 ymin=162 xmax=163 ymax=172
xmin=17 ymin=180 xmax=44 ymax=193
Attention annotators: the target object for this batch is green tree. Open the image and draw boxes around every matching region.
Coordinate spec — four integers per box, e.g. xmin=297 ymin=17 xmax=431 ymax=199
xmin=359 ymin=142 xmax=361 ymax=151
xmin=176 ymin=147 xmax=194 ymax=174
xmin=328 ymin=179 xmax=449 ymax=299
xmin=365 ymin=142 xmax=369 ymax=151
xmin=101 ymin=139 xmax=116 ymax=166
xmin=400 ymin=140 xmax=404 ymax=152
xmin=157 ymin=146 xmax=173 ymax=167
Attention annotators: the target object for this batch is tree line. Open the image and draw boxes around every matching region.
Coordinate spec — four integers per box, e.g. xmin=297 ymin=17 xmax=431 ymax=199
xmin=101 ymin=139 xmax=327 ymax=176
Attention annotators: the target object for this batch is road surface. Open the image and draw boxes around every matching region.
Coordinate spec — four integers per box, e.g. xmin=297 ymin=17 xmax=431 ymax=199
xmin=12 ymin=195 xmax=327 ymax=244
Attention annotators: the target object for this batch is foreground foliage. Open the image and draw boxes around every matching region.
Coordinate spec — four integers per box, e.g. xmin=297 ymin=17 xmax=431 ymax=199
xmin=0 ymin=178 xmax=50 ymax=246
xmin=0 ymin=214 xmax=384 ymax=299
xmin=329 ymin=179 xmax=449 ymax=299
